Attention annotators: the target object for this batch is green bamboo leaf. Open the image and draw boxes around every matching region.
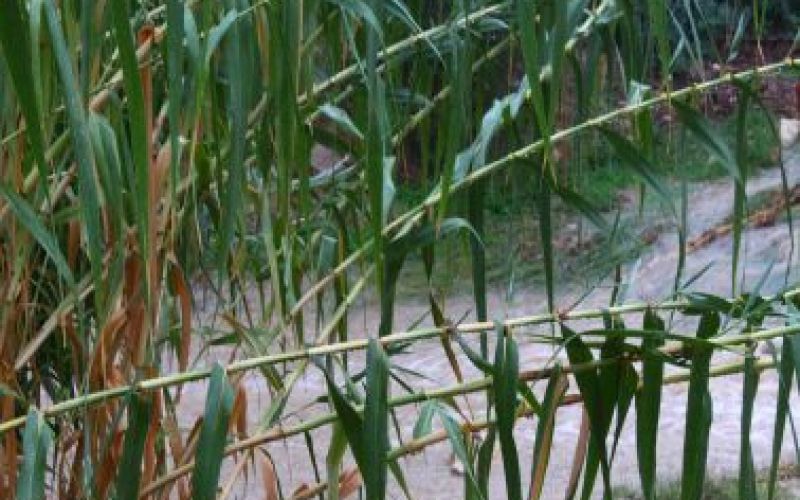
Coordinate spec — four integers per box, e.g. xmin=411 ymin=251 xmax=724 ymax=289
xmin=324 ymin=370 xmax=367 ymax=469
xmin=110 ymin=0 xmax=150 ymax=273
xmin=328 ymin=0 xmax=383 ymax=38
xmin=599 ymin=127 xmax=674 ymax=212
xmin=646 ymin=0 xmax=671 ymax=79
xmin=115 ymin=393 xmax=153 ymax=500
xmin=732 ymin=77 xmax=793 ymax=288
xmin=560 ymin=324 xmax=612 ymax=499
xmin=739 ymin=352 xmax=759 ymax=500
xmin=517 ymin=380 xmax=542 ymax=416
xmin=318 ymin=104 xmax=364 ymax=140
xmin=791 ymin=331 xmax=800 ymax=396
xmin=0 ymin=383 xmax=22 ymax=402
xmin=78 ymin=0 xmax=94 ymax=96
xmin=385 ymin=0 xmax=424 ymax=38
xmin=543 ymin=0 xmax=572 ymax=129
xmin=413 ymin=400 xmax=437 ymax=439
xmin=16 ymin=409 xmax=52 ymax=500
xmin=617 ymin=1 xmax=639 ymax=81
xmin=536 ymin=170 xmax=555 ymax=313
xmin=636 ymin=309 xmax=665 ymax=500
xmin=726 ymin=11 xmax=749 ymax=62
xmin=680 ymin=311 xmax=719 ymax=500
xmin=672 ymin=99 xmax=738 ymax=181
xmin=382 ymin=156 xmax=396 ymax=225
xmin=205 ymin=12 xmax=237 ymax=65
xmin=303 ymin=431 xmax=322 ymax=495
xmin=580 ymin=318 xmax=624 ymax=500
xmin=477 ymin=427 xmax=496 ymax=498
xmin=88 ymin=113 xmax=124 ymax=242
xmin=515 ymin=0 xmax=548 ymax=144
xmin=0 ymin=0 xmax=48 ymax=182
xmin=468 ymin=181 xmax=488 ymax=356
xmin=380 ymin=217 xmax=479 ymax=337
xmin=183 ymin=6 xmax=200 ymax=71
xmin=436 ymin=26 xmax=469 ymax=229
xmin=553 ymin=182 xmax=611 ymax=234
xmin=388 ymin=459 xmax=414 ymax=500
xmin=218 ymin=3 xmax=246 ymax=272
xmin=192 ymin=364 xmax=235 ymax=500
xmin=731 ymin=86 xmax=751 ymax=294
xmin=435 ymin=404 xmax=483 ymax=499
xmin=363 ymin=0 xmax=387 ymax=324
xmin=326 ymin=422 xmax=349 ymax=500
xmin=514 ymin=0 xmax=555 ymax=311
xmin=528 ymin=366 xmax=567 ymax=500
xmin=768 ymin=335 xmax=796 ymax=500
xmin=166 ymin=0 xmax=184 ymax=200
xmin=675 ymin=175 xmax=689 ymax=293
xmin=611 ymin=363 xmax=638 ymax=460
xmin=0 ymin=185 xmax=73 ymax=286
xmin=683 ymin=292 xmax=735 ymax=316
xmin=364 ymin=339 xmax=390 ymax=500
xmin=494 ymin=323 xmax=522 ymax=500
xmin=379 ymin=249 xmax=405 ymax=339
xmin=454 ymin=332 xmax=495 ymax=375
xmin=43 ymin=0 xmax=103 ymax=300
xmin=454 ymin=77 xmax=530 ymax=183
xmin=28 ymin=0 xmax=46 ymax=130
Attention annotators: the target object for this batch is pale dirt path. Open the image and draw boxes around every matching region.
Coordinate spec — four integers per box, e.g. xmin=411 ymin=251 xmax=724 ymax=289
xmin=173 ymin=150 xmax=800 ymax=499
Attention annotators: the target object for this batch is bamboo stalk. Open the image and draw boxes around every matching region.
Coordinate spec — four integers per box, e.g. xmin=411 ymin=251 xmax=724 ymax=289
xmin=389 ymin=357 xmax=778 ymax=460
xmin=247 ymin=1 xmax=512 ymax=122
xmin=140 ymin=355 xmax=778 ymax=497
xmin=2 ymin=288 xmax=798 ymax=434
xmin=391 ymin=36 xmax=514 ymax=145
xmin=286 ymin=57 xmax=800 ymax=320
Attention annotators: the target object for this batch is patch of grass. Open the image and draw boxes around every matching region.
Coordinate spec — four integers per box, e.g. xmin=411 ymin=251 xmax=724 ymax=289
xmin=392 ymin=107 xmax=779 ymax=302
xmin=574 ymin=107 xmax=779 ymax=209
xmin=613 ymin=475 xmax=796 ymax=500
xmin=392 ymin=206 xmax=648 ymax=304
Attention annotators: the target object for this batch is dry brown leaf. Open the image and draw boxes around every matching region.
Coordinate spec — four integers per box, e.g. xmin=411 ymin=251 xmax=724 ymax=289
xmin=527 ymin=374 xmax=567 ymax=500
xmin=259 ymin=451 xmax=280 ymax=500
xmin=169 ymin=264 xmax=192 ymax=373
xmin=95 ymin=430 xmax=124 ymax=498
xmin=291 ymin=484 xmax=313 ymax=498
xmin=230 ymin=385 xmax=248 ymax=438
xmin=89 ymin=307 xmax=127 ymax=388
xmin=122 ymin=233 xmax=146 ymax=366
xmin=67 ymin=218 xmax=80 ymax=268
xmin=565 ymin=408 xmax=590 ymax=499
xmin=66 ymin=435 xmax=85 ymax=499
xmin=338 ymin=467 xmax=362 ymax=498
xmin=142 ymin=382 xmax=162 ymax=486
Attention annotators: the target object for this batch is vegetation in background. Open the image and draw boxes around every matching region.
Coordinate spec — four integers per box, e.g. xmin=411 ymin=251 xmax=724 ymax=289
xmin=614 ymin=472 xmax=798 ymax=500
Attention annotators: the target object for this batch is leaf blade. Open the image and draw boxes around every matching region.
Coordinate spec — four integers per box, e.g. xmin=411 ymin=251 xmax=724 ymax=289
xmin=191 ymin=364 xmax=235 ymax=500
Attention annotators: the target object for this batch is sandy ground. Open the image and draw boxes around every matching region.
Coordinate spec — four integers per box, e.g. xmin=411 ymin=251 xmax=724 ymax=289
xmin=172 ymin=149 xmax=800 ymax=499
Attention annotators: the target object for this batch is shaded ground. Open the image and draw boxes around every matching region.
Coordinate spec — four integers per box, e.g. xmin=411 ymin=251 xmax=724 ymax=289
xmin=174 ymin=149 xmax=800 ymax=499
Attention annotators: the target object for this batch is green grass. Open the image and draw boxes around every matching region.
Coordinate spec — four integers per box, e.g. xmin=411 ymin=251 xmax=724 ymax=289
xmin=392 ymin=204 xmax=648 ymax=304
xmin=574 ymin=108 xmax=779 ymax=209
xmin=393 ymin=107 xmax=779 ymax=301
xmin=614 ymin=474 xmax=797 ymax=500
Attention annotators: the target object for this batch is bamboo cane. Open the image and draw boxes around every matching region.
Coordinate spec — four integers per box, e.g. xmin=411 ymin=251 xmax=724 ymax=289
xmin=2 ymin=287 xmax=797 ymax=434
xmin=140 ymin=355 xmax=778 ymax=497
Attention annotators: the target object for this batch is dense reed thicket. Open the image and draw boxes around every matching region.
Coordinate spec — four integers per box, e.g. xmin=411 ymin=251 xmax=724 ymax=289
xmin=0 ymin=0 xmax=799 ymax=498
